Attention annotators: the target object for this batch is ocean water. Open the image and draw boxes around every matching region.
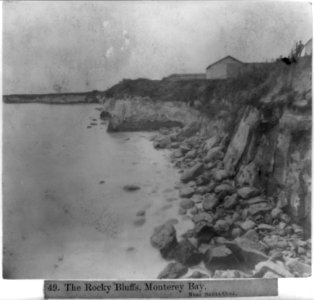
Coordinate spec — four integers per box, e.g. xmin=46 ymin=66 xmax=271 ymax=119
xmin=2 ymin=104 xmax=194 ymax=279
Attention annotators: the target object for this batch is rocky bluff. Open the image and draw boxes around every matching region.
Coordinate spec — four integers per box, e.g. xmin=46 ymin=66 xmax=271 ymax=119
xmin=101 ymin=56 xmax=311 ymax=278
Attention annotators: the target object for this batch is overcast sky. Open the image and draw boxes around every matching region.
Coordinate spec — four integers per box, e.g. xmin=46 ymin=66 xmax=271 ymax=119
xmin=3 ymin=1 xmax=312 ymax=94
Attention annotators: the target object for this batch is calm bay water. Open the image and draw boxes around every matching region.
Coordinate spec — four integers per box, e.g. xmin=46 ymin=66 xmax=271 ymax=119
xmin=3 ymin=104 xmax=193 ymax=279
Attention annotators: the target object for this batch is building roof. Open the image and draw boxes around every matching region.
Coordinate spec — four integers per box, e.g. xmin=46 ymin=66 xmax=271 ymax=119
xmin=206 ymin=55 xmax=243 ymax=70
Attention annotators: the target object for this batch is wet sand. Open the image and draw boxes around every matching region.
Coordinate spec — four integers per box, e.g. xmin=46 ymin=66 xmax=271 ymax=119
xmin=3 ymin=104 xmax=193 ymax=279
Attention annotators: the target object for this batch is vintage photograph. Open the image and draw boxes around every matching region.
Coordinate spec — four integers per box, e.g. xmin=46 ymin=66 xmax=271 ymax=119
xmin=2 ymin=1 xmax=312 ymax=280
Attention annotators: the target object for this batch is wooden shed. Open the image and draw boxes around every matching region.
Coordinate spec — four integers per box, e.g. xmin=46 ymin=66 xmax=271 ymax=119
xmin=206 ymin=56 xmax=243 ymax=79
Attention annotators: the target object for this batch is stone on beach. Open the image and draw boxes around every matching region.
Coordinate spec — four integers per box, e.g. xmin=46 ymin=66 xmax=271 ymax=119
xmin=179 ymin=187 xmax=195 ymax=198
xmin=180 ymin=199 xmax=195 ymax=210
xmin=237 ymin=186 xmax=260 ymax=199
xmin=151 ymin=223 xmax=177 ymax=259
xmin=136 ymin=210 xmax=146 ymax=217
xmin=180 ymin=163 xmax=204 ymax=183
xmin=204 ymin=245 xmax=241 ymax=271
xmin=173 ymin=239 xmax=203 ymax=266
xmin=123 ymin=184 xmax=141 ymax=192
xmin=157 ymin=262 xmax=188 ymax=279
xmin=202 ymin=194 xmax=220 ymax=211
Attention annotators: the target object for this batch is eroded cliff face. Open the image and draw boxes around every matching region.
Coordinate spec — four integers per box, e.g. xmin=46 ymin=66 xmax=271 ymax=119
xmin=224 ymin=105 xmax=311 ymax=230
xmin=102 ymin=57 xmax=311 ymax=233
xmin=102 ymin=97 xmax=222 ymax=134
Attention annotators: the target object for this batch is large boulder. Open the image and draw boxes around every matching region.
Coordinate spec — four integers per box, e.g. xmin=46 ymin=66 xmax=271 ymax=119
xmin=173 ymin=239 xmax=203 ymax=266
xmin=179 ymin=187 xmax=195 ymax=199
xmin=254 ymin=261 xmax=293 ymax=278
xmin=204 ymin=245 xmax=241 ymax=271
xmin=223 ymin=238 xmax=269 ymax=269
xmin=204 ymin=136 xmax=220 ymax=152
xmin=214 ymin=183 xmax=234 ymax=199
xmin=180 ymin=163 xmax=204 ymax=183
xmin=180 ymin=199 xmax=195 ymax=209
xmin=202 ymin=194 xmax=220 ymax=211
xmin=213 ymin=270 xmax=250 ymax=278
xmin=188 ymin=271 xmax=210 ymax=278
xmin=151 ymin=223 xmax=177 ymax=259
xmin=192 ymin=212 xmax=214 ymax=224
xmin=157 ymin=262 xmax=188 ymax=279
xmin=212 ymin=169 xmax=230 ymax=181
xmin=237 ymin=186 xmax=260 ymax=199
xmin=204 ymin=147 xmax=224 ymax=163
xmin=285 ymin=258 xmax=311 ymax=277
xmin=153 ymin=136 xmax=172 ymax=149
xmin=248 ymin=202 xmax=272 ymax=216
xmin=224 ymin=194 xmax=238 ymax=209
xmin=176 ymin=121 xmax=200 ymax=139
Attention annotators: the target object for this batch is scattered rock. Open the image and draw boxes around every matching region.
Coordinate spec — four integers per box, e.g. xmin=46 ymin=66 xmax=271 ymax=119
xmin=231 ymin=228 xmax=242 ymax=239
xmin=178 ymin=208 xmax=187 ymax=215
xmin=174 ymin=239 xmax=203 ymax=266
xmin=214 ymin=183 xmax=233 ymax=197
xmin=179 ymin=187 xmax=195 ymax=198
xmin=185 ymin=149 xmax=197 ymax=159
xmin=123 ymin=185 xmax=141 ymax=192
xmin=271 ymin=207 xmax=283 ymax=219
xmin=213 ymin=270 xmax=250 ymax=278
xmin=202 ymin=194 xmax=220 ymax=211
xmin=177 ymin=121 xmax=200 ymax=139
xmin=151 ymin=223 xmax=177 ymax=259
xmin=257 ymin=224 xmax=273 ymax=231
xmin=188 ymin=271 xmax=209 ymax=278
xmin=224 ymin=194 xmax=238 ymax=209
xmin=192 ymin=212 xmax=214 ymax=224
xmin=166 ymin=219 xmax=179 ymax=226
xmin=240 ymin=220 xmax=256 ymax=231
xmin=180 ymin=163 xmax=204 ymax=183
xmin=243 ymin=196 xmax=267 ymax=205
xmin=204 ymin=147 xmax=224 ymax=163
xmin=254 ymin=260 xmax=293 ymax=278
xmin=161 ymin=204 xmax=172 ymax=211
xmin=180 ymin=199 xmax=195 ymax=209
xmin=285 ymin=258 xmax=311 ymax=277
xmin=224 ymin=239 xmax=269 ymax=269
xmin=212 ymin=169 xmax=230 ymax=181
xmin=237 ymin=187 xmax=260 ymax=199
xmin=157 ymin=262 xmax=188 ymax=279
xmin=204 ymin=245 xmax=241 ymax=271
xmin=194 ymin=223 xmax=216 ymax=245
xmin=204 ymin=136 xmax=219 ymax=152
xmin=214 ymin=219 xmax=230 ymax=233
xmin=136 ymin=210 xmax=145 ymax=217
xmin=190 ymin=206 xmax=199 ymax=215
xmin=133 ymin=218 xmax=146 ymax=227
xmin=180 ymin=144 xmax=191 ymax=154
xmin=242 ymin=229 xmax=259 ymax=243
xmin=248 ymin=202 xmax=271 ymax=215
xmin=154 ymin=136 xmax=172 ymax=149
xmin=263 ymin=271 xmax=280 ymax=278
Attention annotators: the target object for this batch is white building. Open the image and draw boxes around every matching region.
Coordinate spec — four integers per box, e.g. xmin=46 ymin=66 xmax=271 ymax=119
xmin=206 ymin=56 xmax=243 ymax=79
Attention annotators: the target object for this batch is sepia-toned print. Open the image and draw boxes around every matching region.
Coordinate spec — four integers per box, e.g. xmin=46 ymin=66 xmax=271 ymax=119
xmin=2 ymin=1 xmax=312 ymax=280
